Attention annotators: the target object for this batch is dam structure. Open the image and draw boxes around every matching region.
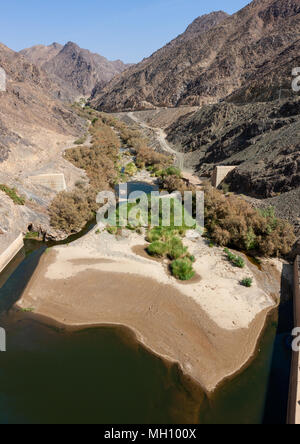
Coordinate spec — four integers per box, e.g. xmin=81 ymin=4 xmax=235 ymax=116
xmin=28 ymin=173 xmax=67 ymax=193
xmin=287 ymin=254 xmax=300 ymax=424
xmin=211 ymin=166 xmax=237 ymax=188
xmin=0 ymin=232 xmax=24 ymax=274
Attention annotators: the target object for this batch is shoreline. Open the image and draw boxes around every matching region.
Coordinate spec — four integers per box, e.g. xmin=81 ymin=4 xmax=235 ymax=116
xmin=14 ymin=302 xmax=276 ymax=396
xmin=16 ymin=229 xmax=283 ymax=393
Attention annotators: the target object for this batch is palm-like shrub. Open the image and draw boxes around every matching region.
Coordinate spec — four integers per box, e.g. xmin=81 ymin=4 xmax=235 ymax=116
xmin=171 ymin=258 xmax=195 ymax=281
xmin=168 ymin=237 xmax=188 ymax=260
xmin=147 ymin=241 xmax=169 ymax=257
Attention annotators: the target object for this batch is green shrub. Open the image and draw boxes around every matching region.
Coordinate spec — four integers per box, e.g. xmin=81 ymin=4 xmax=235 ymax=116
xmin=147 ymin=241 xmax=168 ymax=257
xmin=171 ymin=258 xmax=195 ymax=281
xmin=224 ymin=248 xmax=245 ymax=268
xmin=0 ymin=184 xmax=25 ymax=205
xmin=106 ymin=226 xmax=118 ymax=235
xmin=19 ymin=307 xmax=35 ymax=313
xmin=124 ymin=162 xmax=138 ymax=176
xmin=244 ymin=228 xmax=257 ymax=251
xmin=241 ymin=278 xmax=253 ymax=288
xmin=165 ymin=166 xmax=182 ymax=177
xmin=156 ymin=166 xmax=182 ymax=178
xmin=25 ymin=231 xmax=39 ymax=239
xmin=168 ymin=237 xmax=187 ymax=260
xmin=146 ymin=226 xmax=174 ymax=243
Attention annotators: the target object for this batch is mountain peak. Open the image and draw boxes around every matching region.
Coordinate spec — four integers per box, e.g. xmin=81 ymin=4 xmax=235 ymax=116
xmin=185 ymin=10 xmax=230 ymax=35
xmin=63 ymin=41 xmax=81 ymax=52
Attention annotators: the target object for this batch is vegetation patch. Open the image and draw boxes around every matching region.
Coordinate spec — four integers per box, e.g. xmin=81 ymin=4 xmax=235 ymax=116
xmin=74 ymin=134 xmax=88 ymax=145
xmin=124 ymin=162 xmax=138 ymax=177
xmin=204 ymin=184 xmax=296 ymax=257
xmin=0 ymin=184 xmax=25 ymax=205
xmin=241 ymin=277 xmax=253 ymax=288
xmin=146 ymin=224 xmax=195 ymax=281
xmin=50 ymin=113 xmax=122 ymax=234
xmin=147 ymin=241 xmax=169 ymax=257
xmin=171 ymin=258 xmax=195 ymax=281
xmin=49 ymin=189 xmax=96 ymax=234
xmin=224 ymin=248 xmax=245 ymax=268
xmin=25 ymin=231 xmax=40 ymax=239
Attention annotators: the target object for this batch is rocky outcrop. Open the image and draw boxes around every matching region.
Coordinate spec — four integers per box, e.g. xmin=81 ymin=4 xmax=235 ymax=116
xmin=90 ymin=0 xmax=300 ymax=112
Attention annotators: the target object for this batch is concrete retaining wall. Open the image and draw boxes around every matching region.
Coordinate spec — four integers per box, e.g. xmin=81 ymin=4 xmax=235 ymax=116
xmin=28 ymin=173 xmax=66 ymax=192
xmin=211 ymin=166 xmax=237 ymax=188
xmin=0 ymin=232 xmax=24 ymax=274
xmin=287 ymin=255 xmax=300 ymax=424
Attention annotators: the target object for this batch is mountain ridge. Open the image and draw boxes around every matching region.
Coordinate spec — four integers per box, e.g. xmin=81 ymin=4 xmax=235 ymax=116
xmin=90 ymin=0 xmax=300 ymax=112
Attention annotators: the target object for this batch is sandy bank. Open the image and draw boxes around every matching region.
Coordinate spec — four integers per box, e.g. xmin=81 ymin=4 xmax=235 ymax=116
xmin=18 ymin=230 xmax=282 ymax=392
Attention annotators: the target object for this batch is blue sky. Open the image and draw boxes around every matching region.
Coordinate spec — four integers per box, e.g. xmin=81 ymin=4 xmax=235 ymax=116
xmin=0 ymin=0 xmax=250 ymax=63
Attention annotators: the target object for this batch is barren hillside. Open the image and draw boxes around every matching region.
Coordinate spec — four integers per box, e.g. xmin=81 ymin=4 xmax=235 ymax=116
xmin=90 ymin=0 xmax=300 ymax=112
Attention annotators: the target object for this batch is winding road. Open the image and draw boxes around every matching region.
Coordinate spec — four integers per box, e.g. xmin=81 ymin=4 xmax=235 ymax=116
xmin=128 ymin=112 xmax=201 ymax=187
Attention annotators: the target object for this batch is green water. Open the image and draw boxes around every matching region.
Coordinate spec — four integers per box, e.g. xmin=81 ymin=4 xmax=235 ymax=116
xmin=0 ymin=216 xmax=292 ymax=424
xmin=0 ymin=305 xmax=279 ymax=424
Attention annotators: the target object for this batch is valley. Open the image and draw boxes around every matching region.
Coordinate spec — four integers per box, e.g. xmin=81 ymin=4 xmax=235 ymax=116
xmin=0 ymin=0 xmax=299 ymax=426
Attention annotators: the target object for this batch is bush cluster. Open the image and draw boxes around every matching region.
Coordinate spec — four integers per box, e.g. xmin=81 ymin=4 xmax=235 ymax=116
xmin=204 ymin=185 xmax=296 ymax=257
xmin=49 ymin=189 xmax=96 ymax=233
xmin=124 ymin=162 xmax=138 ymax=177
xmin=135 ymin=146 xmax=171 ymax=171
xmin=146 ymin=226 xmax=195 ymax=281
xmin=224 ymin=248 xmax=245 ymax=268
xmin=171 ymin=258 xmax=195 ymax=281
xmin=241 ymin=278 xmax=253 ymax=288
xmin=50 ymin=115 xmax=121 ymax=234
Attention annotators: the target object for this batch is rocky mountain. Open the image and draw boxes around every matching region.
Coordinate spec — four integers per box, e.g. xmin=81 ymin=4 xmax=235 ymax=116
xmin=0 ymin=43 xmax=86 ymax=239
xmin=90 ymin=0 xmax=300 ymax=112
xmin=21 ymin=41 xmax=131 ymax=100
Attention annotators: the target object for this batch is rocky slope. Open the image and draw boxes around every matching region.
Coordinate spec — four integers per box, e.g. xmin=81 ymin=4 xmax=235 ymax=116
xmin=90 ymin=0 xmax=300 ymax=112
xmin=21 ymin=41 xmax=131 ymax=100
xmin=0 ymin=43 xmax=86 ymax=241
xmin=166 ymin=97 xmax=300 ymax=195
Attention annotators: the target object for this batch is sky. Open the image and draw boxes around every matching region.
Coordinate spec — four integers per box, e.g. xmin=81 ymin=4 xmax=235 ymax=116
xmin=0 ymin=0 xmax=250 ymax=63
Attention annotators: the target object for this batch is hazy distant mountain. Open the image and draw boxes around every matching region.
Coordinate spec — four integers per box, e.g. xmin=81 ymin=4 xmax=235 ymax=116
xmin=90 ymin=0 xmax=300 ymax=112
xmin=20 ymin=41 xmax=131 ymax=99
xmin=20 ymin=42 xmax=63 ymax=66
